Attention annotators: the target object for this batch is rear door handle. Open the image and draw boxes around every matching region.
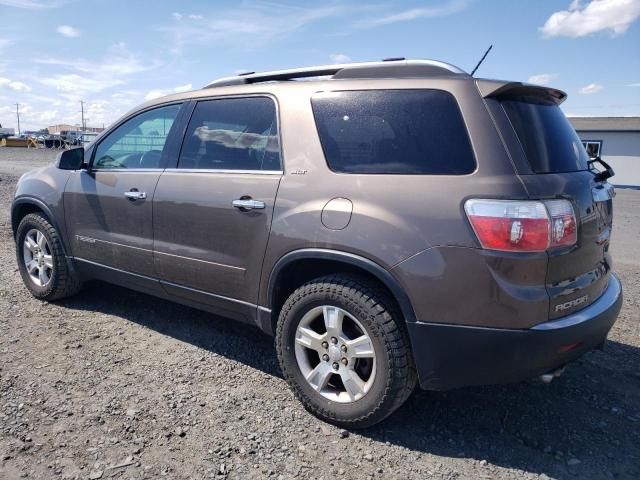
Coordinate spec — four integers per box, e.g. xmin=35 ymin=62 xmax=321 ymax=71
xmin=232 ymin=198 xmax=265 ymax=210
xmin=124 ymin=190 xmax=147 ymax=201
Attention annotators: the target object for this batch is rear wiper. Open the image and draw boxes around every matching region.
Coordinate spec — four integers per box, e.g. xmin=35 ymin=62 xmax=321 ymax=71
xmin=588 ymin=156 xmax=614 ymax=182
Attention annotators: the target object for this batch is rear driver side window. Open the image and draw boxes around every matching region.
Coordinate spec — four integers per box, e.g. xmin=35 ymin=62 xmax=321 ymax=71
xmin=178 ymin=97 xmax=280 ymax=171
xmin=311 ymin=90 xmax=475 ymax=175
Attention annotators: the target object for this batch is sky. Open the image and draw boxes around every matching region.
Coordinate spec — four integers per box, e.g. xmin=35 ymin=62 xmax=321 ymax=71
xmin=0 ymin=0 xmax=639 ymax=131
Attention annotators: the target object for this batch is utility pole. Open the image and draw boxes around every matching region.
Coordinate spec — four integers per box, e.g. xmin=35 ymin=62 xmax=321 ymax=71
xmin=15 ymin=103 xmax=21 ymax=136
xmin=80 ymin=100 xmax=86 ymax=131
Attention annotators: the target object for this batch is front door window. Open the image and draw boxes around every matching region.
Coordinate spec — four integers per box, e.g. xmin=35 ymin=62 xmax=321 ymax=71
xmin=93 ymin=104 xmax=181 ymax=170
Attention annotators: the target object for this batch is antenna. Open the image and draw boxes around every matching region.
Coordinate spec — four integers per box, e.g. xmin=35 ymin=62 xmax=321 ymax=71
xmin=470 ymin=45 xmax=493 ymax=77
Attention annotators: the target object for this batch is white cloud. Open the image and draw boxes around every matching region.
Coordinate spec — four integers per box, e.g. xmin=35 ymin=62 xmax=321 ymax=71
xmin=9 ymin=43 xmax=165 ymax=130
xmin=144 ymin=83 xmax=193 ymax=101
xmin=579 ymin=83 xmax=604 ymax=94
xmin=626 ymin=82 xmax=640 ymax=87
xmin=0 ymin=38 xmax=12 ymax=51
xmin=527 ymin=73 xmax=558 ymax=86
xmin=0 ymin=0 xmax=69 ymax=8
xmin=34 ymin=109 xmax=58 ymax=123
xmin=40 ymin=74 xmax=123 ymax=95
xmin=56 ymin=25 xmax=80 ymax=38
xmin=144 ymin=89 xmax=168 ymax=101
xmin=37 ymin=43 xmax=161 ymax=76
xmin=174 ymin=83 xmax=192 ymax=93
xmin=36 ymin=43 xmax=162 ymax=99
xmin=329 ymin=53 xmax=352 ymax=64
xmin=0 ymin=76 xmax=31 ymax=92
xmin=7 ymin=80 xmax=30 ymax=92
xmin=540 ymin=0 xmax=640 ymax=38
xmin=569 ymin=0 xmax=582 ymax=9
xmin=356 ymin=0 xmax=470 ymax=28
xmin=165 ymin=3 xmax=345 ymax=52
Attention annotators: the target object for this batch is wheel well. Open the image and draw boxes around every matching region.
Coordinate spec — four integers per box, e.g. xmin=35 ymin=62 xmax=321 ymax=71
xmin=11 ymin=203 xmax=47 ymax=238
xmin=269 ymin=258 xmax=406 ymax=334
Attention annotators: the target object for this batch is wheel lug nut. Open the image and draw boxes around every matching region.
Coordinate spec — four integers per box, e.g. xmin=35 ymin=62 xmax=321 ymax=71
xmin=321 ymin=341 xmax=329 ymax=349
xmin=341 ymin=358 xmax=348 ymax=366
xmin=332 ymin=362 xmax=339 ymax=370
xmin=322 ymin=354 xmax=329 ymax=362
xmin=340 ymin=345 xmax=347 ymax=353
xmin=331 ymin=337 xmax=338 ymax=345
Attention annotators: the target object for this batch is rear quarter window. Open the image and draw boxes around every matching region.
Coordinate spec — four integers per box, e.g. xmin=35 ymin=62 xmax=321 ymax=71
xmin=500 ymin=96 xmax=589 ymax=173
xmin=311 ymin=90 xmax=476 ymax=175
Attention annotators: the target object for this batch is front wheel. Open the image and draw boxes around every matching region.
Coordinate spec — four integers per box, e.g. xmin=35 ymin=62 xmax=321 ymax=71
xmin=276 ymin=274 xmax=416 ymax=428
xmin=16 ymin=213 xmax=82 ymax=301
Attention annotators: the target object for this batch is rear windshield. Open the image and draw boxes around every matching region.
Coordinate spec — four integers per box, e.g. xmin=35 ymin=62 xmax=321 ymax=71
xmin=501 ymin=96 xmax=589 ymax=173
xmin=311 ymin=90 xmax=476 ymax=175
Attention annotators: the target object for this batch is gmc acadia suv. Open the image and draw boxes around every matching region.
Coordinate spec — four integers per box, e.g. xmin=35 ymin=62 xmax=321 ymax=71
xmin=12 ymin=59 xmax=622 ymax=428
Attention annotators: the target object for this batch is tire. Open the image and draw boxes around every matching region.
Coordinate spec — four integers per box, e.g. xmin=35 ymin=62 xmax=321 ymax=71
xmin=276 ymin=274 xmax=416 ymax=428
xmin=15 ymin=212 xmax=82 ymax=301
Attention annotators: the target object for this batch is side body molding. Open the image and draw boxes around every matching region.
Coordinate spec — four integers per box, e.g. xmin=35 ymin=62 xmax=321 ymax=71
xmin=264 ymin=249 xmax=417 ymax=333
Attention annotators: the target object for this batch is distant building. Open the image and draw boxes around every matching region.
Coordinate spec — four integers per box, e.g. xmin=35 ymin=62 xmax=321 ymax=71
xmin=47 ymin=124 xmax=104 ymax=134
xmin=569 ymin=117 xmax=640 ymax=188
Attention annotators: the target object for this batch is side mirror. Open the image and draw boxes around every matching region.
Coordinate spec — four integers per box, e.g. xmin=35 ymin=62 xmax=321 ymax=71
xmin=57 ymin=148 xmax=85 ymax=170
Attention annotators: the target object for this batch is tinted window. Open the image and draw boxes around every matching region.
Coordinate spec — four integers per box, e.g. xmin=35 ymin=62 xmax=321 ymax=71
xmin=501 ymin=97 xmax=588 ymax=173
xmin=179 ymin=97 xmax=280 ymax=171
xmin=94 ymin=104 xmax=180 ymax=169
xmin=311 ymin=90 xmax=475 ymax=175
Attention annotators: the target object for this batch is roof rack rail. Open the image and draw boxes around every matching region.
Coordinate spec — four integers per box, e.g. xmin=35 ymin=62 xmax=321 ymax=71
xmin=205 ymin=59 xmax=467 ymax=88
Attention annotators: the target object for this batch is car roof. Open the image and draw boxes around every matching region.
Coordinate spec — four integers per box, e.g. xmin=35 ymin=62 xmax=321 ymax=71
xmin=133 ymin=58 xmax=567 ymax=113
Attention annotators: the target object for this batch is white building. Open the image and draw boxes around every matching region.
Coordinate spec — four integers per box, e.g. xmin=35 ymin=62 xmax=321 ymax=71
xmin=569 ymin=117 xmax=640 ymax=188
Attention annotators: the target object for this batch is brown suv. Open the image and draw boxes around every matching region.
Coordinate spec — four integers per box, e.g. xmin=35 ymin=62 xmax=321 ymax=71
xmin=11 ymin=59 xmax=622 ymax=428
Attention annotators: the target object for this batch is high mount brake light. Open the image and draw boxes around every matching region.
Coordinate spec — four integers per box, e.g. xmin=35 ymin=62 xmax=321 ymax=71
xmin=464 ymin=199 xmax=577 ymax=252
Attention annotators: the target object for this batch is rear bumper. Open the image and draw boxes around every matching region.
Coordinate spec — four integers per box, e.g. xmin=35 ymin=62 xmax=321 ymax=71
xmin=408 ymin=273 xmax=623 ymax=391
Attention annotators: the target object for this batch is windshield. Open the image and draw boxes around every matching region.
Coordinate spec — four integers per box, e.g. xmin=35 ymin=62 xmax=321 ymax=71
xmin=501 ymin=96 xmax=589 ymax=173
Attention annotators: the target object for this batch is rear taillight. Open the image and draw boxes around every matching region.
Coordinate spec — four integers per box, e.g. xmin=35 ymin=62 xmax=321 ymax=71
xmin=464 ymin=199 xmax=577 ymax=252
xmin=545 ymin=199 xmax=578 ymax=247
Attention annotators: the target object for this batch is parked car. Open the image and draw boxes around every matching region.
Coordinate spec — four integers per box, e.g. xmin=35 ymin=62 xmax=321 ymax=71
xmin=78 ymin=132 xmax=98 ymax=146
xmin=43 ymin=134 xmax=65 ymax=149
xmin=60 ymin=130 xmax=84 ymax=146
xmin=0 ymin=125 xmax=16 ymax=139
xmin=11 ymin=59 xmax=622 ymax=428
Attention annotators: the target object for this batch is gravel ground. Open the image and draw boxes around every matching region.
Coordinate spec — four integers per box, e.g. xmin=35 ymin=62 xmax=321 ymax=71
xmin=0 ymin=147 xmax=639 ymax=480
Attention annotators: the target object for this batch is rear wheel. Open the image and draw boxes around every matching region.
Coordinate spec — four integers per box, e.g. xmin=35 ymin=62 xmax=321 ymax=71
xmin=16 ymin=213 xmax=81 ymax=301
xmin=276 ymin=274 xmax=416 ymax=428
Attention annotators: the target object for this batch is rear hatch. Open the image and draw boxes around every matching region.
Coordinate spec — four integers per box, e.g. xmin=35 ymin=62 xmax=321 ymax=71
xmin=487 ymin=84 xmax=614 ymax=319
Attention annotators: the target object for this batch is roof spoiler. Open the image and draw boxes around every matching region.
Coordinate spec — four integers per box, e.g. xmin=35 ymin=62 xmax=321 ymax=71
xmin=476 ymin=79 xmax=567 ymax=105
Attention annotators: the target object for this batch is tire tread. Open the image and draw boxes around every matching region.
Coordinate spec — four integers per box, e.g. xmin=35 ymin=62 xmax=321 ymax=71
xmin=276 ymin=274 xmax=416 ymax=428
xmin=16 ymin=213 xmax=81 ymax=301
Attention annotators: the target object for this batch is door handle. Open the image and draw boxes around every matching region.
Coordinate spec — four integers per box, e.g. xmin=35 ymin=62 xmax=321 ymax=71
xmin=124 ymin=190 xmax=147 ymax=201
xmin=232 ymin=198 xmax=265 ymax=210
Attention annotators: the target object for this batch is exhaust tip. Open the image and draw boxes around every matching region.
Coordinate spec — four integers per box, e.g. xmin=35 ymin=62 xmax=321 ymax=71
xmin=540 ymin=367 xmax=565 ymax=384
xmin=540 ymin=373 xmax=554 ymax=384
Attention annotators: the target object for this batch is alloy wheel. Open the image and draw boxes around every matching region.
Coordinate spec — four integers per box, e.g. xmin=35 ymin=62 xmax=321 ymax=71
xmin=294 ymin=305 xmax=376 ymax=403
xmin=22 ymin=228 xmax=53 ymax=287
